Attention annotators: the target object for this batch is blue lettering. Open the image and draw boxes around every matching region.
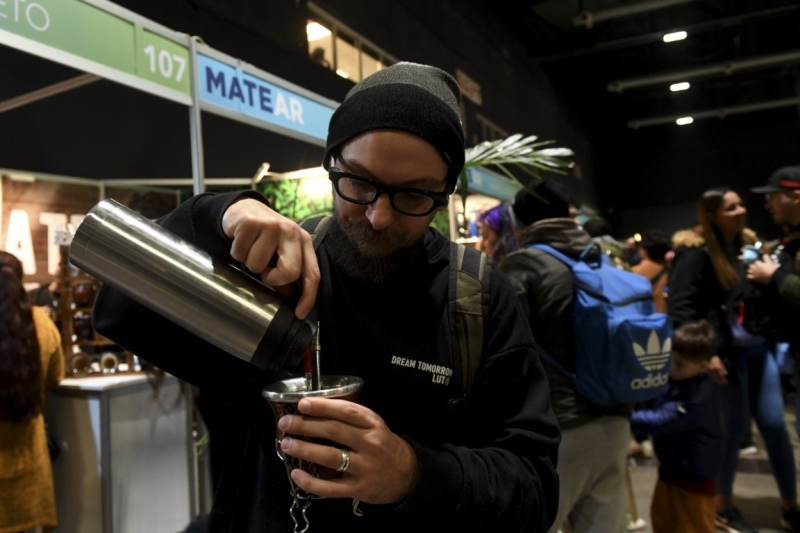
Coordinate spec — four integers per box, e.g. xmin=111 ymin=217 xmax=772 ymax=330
xmin=242 ymin=79 xmax=257 ymax=106
xmin=206 ymin=67 xmax=226 ymax=97
xmin=228 ymin=77 xmax=244 ymax=103
xmin=259 ymin=86 xmax=272 ymax=113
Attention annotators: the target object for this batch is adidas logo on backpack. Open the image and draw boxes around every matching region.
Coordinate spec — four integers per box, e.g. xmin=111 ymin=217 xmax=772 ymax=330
xmin=527 ymin=243 xmax=673 ymax=406
xmin=630 ymin=331 xmax=671 ymax=390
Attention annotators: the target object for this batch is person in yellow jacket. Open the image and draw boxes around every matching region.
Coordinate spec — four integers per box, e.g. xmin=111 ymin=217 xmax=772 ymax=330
xmin=0 ymin=251 xmax=65 ymax=533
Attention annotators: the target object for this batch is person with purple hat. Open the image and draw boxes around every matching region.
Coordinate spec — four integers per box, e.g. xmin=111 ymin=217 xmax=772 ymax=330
xmin=476 ymin=202 xmax=517 ymax=262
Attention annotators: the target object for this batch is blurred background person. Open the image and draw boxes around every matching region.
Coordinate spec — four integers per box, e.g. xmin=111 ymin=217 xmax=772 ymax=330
xmin=500 ymin=180 xmax=632 ymax=533
xmin=582 ymin=216 xmax=632 ymax=270
xmin=631 ymin=319 xmax=722 ymax=533
xmin=0 ymin=251 xmax=66 ymax=533
xmin=310 ymin=46 xmax=330 ymax=68
xmin=668 ymin=186 xmax=800 ymax=533
xmin=631 ymin=228 xmax=672 ymax=314
xmin=476 ymin=202 xmax=518 ymax=262
xmin=27 ymin=265 xmax=62 ymax=327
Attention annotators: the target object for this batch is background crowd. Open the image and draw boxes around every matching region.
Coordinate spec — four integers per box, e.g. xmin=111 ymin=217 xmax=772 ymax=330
xmin=478 ymin=165 xmax=800 ymax=533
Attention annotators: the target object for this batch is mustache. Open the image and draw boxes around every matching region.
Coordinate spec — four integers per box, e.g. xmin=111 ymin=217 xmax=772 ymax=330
xmin=342 ymin=219 xmax=406 ymax=254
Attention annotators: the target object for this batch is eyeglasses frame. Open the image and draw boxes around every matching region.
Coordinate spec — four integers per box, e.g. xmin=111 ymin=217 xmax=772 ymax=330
xmin=328 ymin=167 xmax=449 ymax=217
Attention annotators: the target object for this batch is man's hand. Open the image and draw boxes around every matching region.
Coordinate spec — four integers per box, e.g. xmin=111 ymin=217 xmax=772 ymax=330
xmin=747 ymin=253 xmax=778 ymax=285
xmin=222 ymin=199 xmax=320 ymax=319
xmin=278 ymin=397 xmax=418 ymax=505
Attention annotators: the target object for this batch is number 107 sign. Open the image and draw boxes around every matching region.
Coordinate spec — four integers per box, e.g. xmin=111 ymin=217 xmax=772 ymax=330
xmin=135 ymin=24 xmax=190 ymax=94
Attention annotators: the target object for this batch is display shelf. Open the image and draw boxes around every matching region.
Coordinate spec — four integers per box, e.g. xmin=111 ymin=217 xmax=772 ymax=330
xmin=58 ymin=244 xmax=133 ymax=375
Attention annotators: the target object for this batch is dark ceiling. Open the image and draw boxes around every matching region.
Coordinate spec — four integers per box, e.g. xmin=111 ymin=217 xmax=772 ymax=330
xmin=490 ymin=0 xmax=800 ymax=134
xmin=483 ymin=0 xmax=800 ymax=233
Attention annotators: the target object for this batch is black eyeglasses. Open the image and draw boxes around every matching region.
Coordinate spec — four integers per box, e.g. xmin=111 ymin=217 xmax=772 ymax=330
xmin=328 ymin=168 xmax=449 ymax=216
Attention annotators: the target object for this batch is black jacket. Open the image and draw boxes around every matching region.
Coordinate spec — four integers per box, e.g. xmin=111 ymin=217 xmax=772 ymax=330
xmin=668 ymin=240 xmax=751 ymax=380
xmin=499 ymin=218 xmax=631 ymax=430
xmin=632 ymin=373 xmax=721 ymax=484
xmin=92 ymin=191 xmax=561 ymax=533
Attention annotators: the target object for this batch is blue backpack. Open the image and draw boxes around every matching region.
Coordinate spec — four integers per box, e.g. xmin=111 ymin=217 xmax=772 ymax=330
xmin=527 ymin=243 xmax=673 ymax=406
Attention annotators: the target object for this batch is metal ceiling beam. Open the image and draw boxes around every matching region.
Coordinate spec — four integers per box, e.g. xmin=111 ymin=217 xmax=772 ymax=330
xmin=0 ymin=73 xmax=100 ymax=114
xmin=573 ymin=0 xmax=697 ymax=29
xmin=538 ymin=4 xmax=800 ymax=63
xmin=627 ymin=96 xmax=800 ymax=128
xmin=608 ymin=50 xmax=800 ymax=92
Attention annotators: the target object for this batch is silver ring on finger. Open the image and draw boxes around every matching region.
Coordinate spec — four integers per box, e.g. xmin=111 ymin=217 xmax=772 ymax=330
xmin=337 ymin=448 xmax=351 ymax=472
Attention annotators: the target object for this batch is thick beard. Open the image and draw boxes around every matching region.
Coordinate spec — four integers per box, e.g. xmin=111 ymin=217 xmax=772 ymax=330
xmin=326 ymin=214 xmax=424 ymax=284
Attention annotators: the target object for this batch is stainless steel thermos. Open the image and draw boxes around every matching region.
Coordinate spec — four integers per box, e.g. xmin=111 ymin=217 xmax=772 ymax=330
xmin=68 ymin=198 xmax=312 ymax=375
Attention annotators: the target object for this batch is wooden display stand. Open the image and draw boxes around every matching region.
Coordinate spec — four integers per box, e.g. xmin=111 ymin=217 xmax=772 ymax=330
xmin=58 ymin=244 xmax=134 ymax=375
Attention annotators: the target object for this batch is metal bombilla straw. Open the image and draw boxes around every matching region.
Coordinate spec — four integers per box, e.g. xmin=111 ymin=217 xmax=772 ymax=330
xmin=312 ymin=322 xmax=322 ymax=390
xmin=303 ymin=321 xmax=322 ymax=391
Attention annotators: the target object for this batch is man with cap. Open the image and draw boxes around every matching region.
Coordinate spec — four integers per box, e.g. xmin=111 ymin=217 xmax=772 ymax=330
xmin=92 ymin=62 xmax=560 ymax=532
xmin=747 ymin=165 xmax=800 ymax=299
xmin=499 ymin=180 xmax=631 ymax=533
xmin=746 ymin=165 xmax=800 ymax=532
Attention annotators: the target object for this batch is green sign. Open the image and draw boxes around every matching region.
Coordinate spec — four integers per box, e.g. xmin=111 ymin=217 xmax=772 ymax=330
xmin=134 ymin=25 xmax=191 ymax=94
xmin=0 ymin=0 xmax=190 ymax=97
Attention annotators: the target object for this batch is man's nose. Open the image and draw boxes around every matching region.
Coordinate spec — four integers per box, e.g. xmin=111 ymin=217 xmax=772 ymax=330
xmin=366 ymin=194 xmax=394 ymax=230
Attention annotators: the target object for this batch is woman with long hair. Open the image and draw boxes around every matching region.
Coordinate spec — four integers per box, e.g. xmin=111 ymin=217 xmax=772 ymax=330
xmin=0 ymin=251 xmax=65 ymax=533
xmin=668 ymin=187 xmax=800 ymax=532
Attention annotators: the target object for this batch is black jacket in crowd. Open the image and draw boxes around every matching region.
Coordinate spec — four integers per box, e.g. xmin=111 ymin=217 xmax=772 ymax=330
xmin=667 ymin=232 xmax=749 ymax=380
xmin=92 ymin=191 xmax=561 ymax=533
xmin=632 ymin=373 xmax=721 ymax=488
xmin=498 ymin=218 xmax=631 ymax=430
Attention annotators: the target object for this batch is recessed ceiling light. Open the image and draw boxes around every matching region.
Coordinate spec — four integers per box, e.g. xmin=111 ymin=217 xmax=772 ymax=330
xmin=670 ymin=82 xmax=690 ymax=92
xmin=676 ymin=117 xmax=694 ymax=125
xmin=663 ymin=31 xmax=687 ymax=43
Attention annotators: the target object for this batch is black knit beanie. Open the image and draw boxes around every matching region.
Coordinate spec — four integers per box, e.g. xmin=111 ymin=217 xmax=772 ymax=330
xmin=511 ymin=179 xmax=572 ymax=228
xmin=323 ymin=62 xmax=465 ymax=193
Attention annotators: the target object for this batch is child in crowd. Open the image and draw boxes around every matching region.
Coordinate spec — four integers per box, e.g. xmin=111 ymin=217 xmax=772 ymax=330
xmin=631 ymin=320 xmax=721 ymax=533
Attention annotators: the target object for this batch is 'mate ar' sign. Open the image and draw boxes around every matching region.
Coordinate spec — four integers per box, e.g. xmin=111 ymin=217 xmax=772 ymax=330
xmin=198 ymin=53 xmax=335 ymax=144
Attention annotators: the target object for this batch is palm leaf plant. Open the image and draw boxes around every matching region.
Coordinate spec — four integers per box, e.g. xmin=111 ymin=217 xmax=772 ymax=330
xmin=457 ymin=133 xmax=575 ymax=218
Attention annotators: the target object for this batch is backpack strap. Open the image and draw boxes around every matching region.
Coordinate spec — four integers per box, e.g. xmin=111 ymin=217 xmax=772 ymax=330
xmin=448 ymin=242 xmax=489 ymax=411
xmin=650 ymin=266 xmax=668 ymax=285
xmin=300 ymin=215 xmax=333 ymax=249
xmin=526 ymin=243 xmax=576 ymax=266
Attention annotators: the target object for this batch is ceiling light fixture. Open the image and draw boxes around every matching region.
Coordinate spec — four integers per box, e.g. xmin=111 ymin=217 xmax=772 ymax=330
xmin=670 ymin=82 xmax=690 ymax=92
xmin=676 ymin=117 xmax=694 ymax=125
xmin=628 ymin=96 xmax=800 ymax=129
xmin=663 ymin=31 xmax=687 ymax=43
xmin=608 ymin=49 xmax=800 ymax=93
